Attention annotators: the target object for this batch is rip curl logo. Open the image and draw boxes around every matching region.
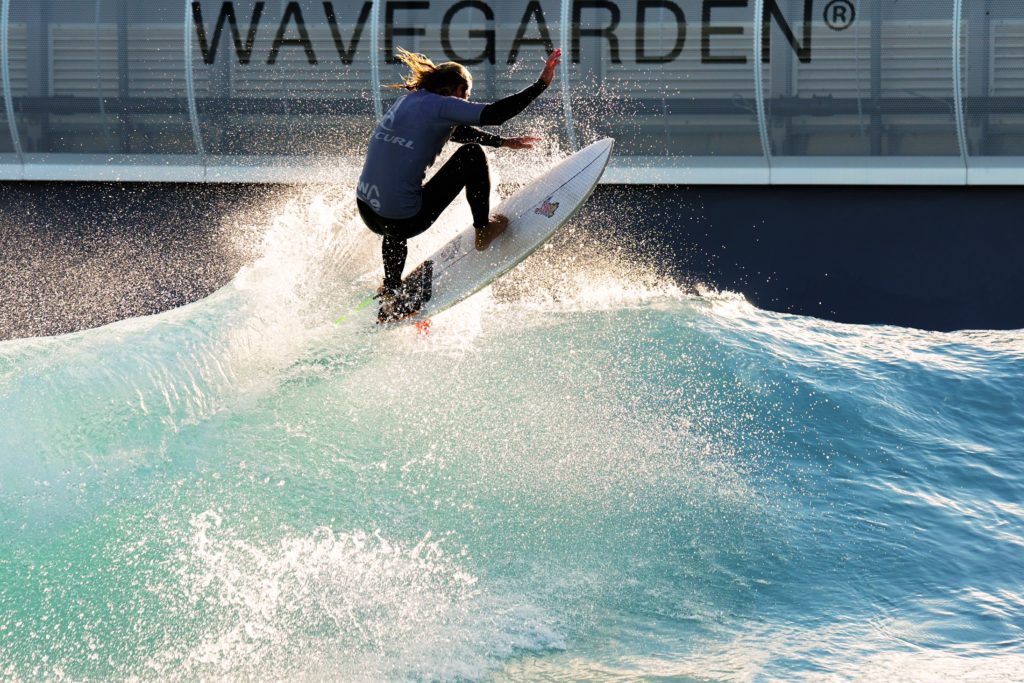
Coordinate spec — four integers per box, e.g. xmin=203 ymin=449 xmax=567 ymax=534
xmin=375 ymin=96 xmax=414 ymax=148
xmin=380 ymin=95 xmax=405 ymax=131
xmin=374 ymin=131 xmax=414 ymax=149
xmin=534 ymin=196 xmax=559 ymax=218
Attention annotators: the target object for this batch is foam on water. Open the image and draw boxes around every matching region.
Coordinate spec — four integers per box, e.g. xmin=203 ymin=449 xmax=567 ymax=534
xmin=145 ymin=512 xmax=562 ymax=680
xmin=2 ymin=167 xmax=1023 ymax=680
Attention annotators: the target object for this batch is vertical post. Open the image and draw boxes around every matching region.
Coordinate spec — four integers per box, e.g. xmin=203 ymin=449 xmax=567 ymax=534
xmin=559 ymin=0 xmax=577 ymax=150
xmin=370 ymin=0 xmax=382 ymax=120
xmin=870 ymin=0 xmax=882 ymax=155
xmin=952 ymin=0 xmax=967 ymax=163
xmin=117 ymin=0 xmax=129 ymax=152
xmin=94 ymin=0 xmax=110 ymax=147
xmin=769 ymin=0 xmax=798 ymax=155
xmin=1 ymin=0 xmax=22 ymax=160
xmin=28 ymin=0 xmax=50 ymax=152
xmin=483 ymin=10 xmax=495 ymax=101
xmin=183 ymin=0 xmax=205 ymax=163
xmin=965 ymin=0 xmax=991 ymax=155
xmin=753 ymin=0 xmax=770 ymax=160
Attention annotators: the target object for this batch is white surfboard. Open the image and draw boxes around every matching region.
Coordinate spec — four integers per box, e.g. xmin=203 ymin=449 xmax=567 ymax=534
xmin=377 ymin=137 xmax=614 ymax=324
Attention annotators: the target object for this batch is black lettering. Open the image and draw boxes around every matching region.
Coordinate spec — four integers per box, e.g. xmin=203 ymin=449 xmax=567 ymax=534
xmin=572 ymin=1 xmax=621 ymax=64
xmin=702 ymin=0 xmax=746 ymax=64
xmin=762 ymin=0 xmax=812 ymax=63
xmin=268 ymin=2 xmax=317 ymax=64
xmin=191 ymin=1 xmax=264 ymax=65
xmin=386 ymin=1 xmax=429 ymax=63
xmin=323 ymin=1 xmax=371 ymax=65
xmin=637 ymin=0 xmax=685 ymax=64
xmin=441 ymin=1 xmax=495 ymax=65
xmin=508 ymin=1 xmax=554 ymax=64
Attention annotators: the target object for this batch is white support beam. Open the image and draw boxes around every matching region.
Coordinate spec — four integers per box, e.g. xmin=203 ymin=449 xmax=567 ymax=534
xmin=1 ymin=0 xmax=22 ymax=161
xmin=559 ymin=0 xmax=577 ymax=151
xmin=183 ymin=0 xmax=206 ymax=163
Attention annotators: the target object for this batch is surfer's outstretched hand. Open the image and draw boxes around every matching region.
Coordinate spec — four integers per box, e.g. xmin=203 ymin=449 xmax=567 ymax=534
xmin=540 ymin=48 xmax=562 ymax=86
xmin=503 ymin=136 xmax=541 ymax=150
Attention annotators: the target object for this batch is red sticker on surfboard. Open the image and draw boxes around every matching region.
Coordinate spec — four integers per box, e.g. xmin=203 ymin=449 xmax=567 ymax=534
xmin=534 ymin=196 xmax=559 ymax=218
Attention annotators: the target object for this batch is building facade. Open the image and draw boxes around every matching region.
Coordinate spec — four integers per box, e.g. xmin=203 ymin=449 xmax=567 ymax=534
xmin=0 ymin=0 xmax=1021 ymax=183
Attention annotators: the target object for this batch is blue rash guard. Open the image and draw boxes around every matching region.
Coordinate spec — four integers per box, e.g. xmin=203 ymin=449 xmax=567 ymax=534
xmin=357 ymin=90 xmax=487 ymax=219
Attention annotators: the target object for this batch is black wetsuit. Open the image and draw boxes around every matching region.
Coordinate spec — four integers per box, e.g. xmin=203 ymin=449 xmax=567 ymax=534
xmin=357 ymin=79 xmax=549 ymax=291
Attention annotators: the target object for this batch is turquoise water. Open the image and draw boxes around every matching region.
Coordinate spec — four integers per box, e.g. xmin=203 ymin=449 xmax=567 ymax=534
xmin=2 ymin=188 xmax=1023 ymax=681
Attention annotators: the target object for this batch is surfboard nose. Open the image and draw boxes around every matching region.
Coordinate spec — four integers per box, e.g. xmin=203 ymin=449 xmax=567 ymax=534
xmin=585 ymin=137 xmax=615 ymax=156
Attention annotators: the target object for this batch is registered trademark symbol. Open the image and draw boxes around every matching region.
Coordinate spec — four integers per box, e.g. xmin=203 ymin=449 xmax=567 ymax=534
xmin=824 ymin=0 xmax=856 ymax=31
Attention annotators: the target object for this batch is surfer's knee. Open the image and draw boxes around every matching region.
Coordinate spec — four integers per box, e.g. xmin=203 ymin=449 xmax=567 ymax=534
xmin=458 ymin=143 xmax=487 ymax=168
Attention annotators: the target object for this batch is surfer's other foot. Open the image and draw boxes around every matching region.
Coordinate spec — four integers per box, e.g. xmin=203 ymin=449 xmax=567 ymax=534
xmin=475 ymin=214 xmax=509 ymax=251
xmin=377 ymin=290 xmax=421 ymax=324
xmin=376 ymin=283 xmax=399 ymax=300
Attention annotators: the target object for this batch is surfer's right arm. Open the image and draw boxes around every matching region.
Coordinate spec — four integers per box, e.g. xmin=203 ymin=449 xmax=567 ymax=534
xmin=451 ymin=126 xmax=541 ymax=150
xmin=478 ymin=48 xmax=562 ymax=126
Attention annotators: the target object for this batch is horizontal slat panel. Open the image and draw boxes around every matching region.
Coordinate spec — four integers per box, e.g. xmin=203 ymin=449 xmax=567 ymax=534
xmin=792 ymin=21 xmax=954 ymax=99
xmin=992 ymin=21 xmax=1024 ymax=96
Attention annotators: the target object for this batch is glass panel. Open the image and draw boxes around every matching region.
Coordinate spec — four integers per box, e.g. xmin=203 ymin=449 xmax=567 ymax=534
xmin=9 ymin=0 xmax=193 ymax=156
xmin=3 ymin=0 xmax=1022 ymax=175
xmin=0 ymin=57 xmax=13 ymax=156
xmin=964 ymin=2 xmax=1024 ymax=156
xmin=10 ymin=0 xmax=104 ymax=154
xmin=573 ymin=0 xmax=762 ymax=156
xmin=115 ymin=0 xmax=196 ymax=155
xmin=192 ymin=0 xmax=376 ymax=158
xmin=765 ymin=0 xmax=959 ymax=156
xmin=6 ymin=11 xmax=28 ymax=159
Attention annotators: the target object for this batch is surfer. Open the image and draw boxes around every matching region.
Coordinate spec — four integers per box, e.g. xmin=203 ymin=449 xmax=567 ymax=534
xmin=356 ymin=46 xmax=562 ymax=306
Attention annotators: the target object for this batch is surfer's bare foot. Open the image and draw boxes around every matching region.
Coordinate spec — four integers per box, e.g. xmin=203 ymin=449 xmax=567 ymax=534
xmin=475 ymin=214 xmax=509 ymax=251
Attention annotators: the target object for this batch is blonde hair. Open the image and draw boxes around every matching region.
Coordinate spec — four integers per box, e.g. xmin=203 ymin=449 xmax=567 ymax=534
xmin=386 ymin=48 xmax=471 ymax=96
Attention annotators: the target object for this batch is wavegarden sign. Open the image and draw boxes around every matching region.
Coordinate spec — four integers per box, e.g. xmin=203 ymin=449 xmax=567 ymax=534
xmin=191 ymin=0 xmax=834 ymax=68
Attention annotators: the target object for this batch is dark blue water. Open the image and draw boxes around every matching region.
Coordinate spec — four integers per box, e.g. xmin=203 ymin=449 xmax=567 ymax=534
xmin=1 ymin=188 xmax=1022 ymax=680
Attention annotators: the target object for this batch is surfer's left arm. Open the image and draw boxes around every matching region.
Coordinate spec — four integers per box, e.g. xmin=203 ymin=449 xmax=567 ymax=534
xmin=478 ymin=48 xmax=561 ymax=126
